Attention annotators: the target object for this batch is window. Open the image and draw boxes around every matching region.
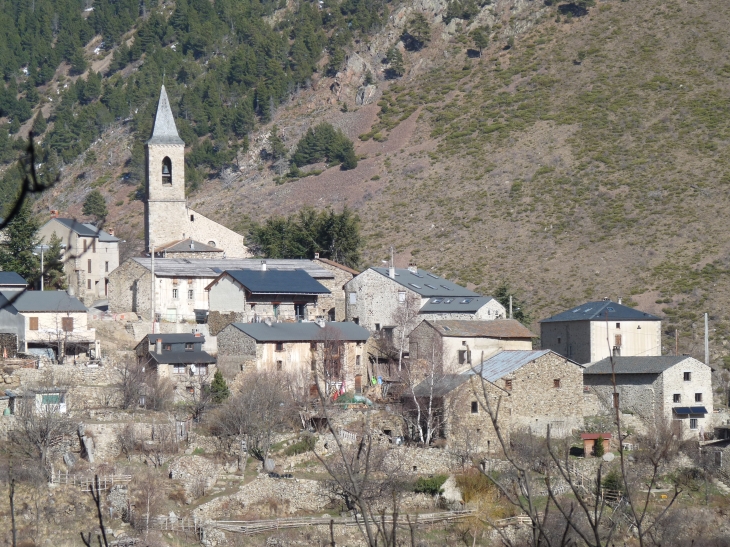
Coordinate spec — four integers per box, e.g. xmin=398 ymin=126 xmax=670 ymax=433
xmin=188 ymin=289 xmax=194 ymax=300
xmin=458 ymin=350 xmax=471 ymax=365
xmin=172 ymin=288 xmax=178 ymax=299
xmin=616 ymin=323 xmax=621 ymax=329
xmin=105 ymin=261 xmax=109 ymax=273
xmin=557 ymin=337 xmax=561 ymax=344
xmin=553 ymin=379 xmax=561 ymax=388
xmin=310 ymin=342 xmax=318 ymax=351
xmin=273 ymin=304 xmax=280 ymax=318
xmin=375 ymin=323 xmax=381 ymax=331
xmin=614 ymin=334 xmax=622 ymax=347
xmin=83 ymin=239 xmax=88 ymax=252
xmin=92 ymin=240 xmax=96 ymax=253
xmin=353 ymin=317 xmax=359 ymax=325
xmin=310 ymin=359 xmax=316 ymax=371
xmin=690 ymin=418 xmax=698 ymax=430
xmin=276 ymin=360 xmax=283 ymax=371
xmin=684 ymin=372 xmax=691 ymax=381
xmin=196 ymin=364 xmax=208 ymax=376
xmin=356 ymin=355 xmax=361 ymax=368
xmin=349 ymin=293 xmax=357 ymax=304
xmin=275 ymin=342 xmax=284 ymax=351
xmin=87 ymin=259 xmax=92 ymax=273
xmin=62 ymin=317 xmax=73 ymax=332
xmin=163 ymin=344 xmax=171 ymax=351
xmin=162 ymin=157 xmax=172 ymax=185
xmin=505 ymin=379 xmax=513 ymax=391
xmin=471 ymin=401 xmax=478 ymax=414
xmin=673 ymin=394 xmax=681 ymax=403
xmin=29 ymin=317 xmax=38 ymax=330
xmin=294 ymin=303 xmax=306 ymax=319
xmin=613 ymin=392 xmax=620 ymax=409
xmin=695 ymin=393 xmax=703 ymax=402
xmin=409 ymin=283 xmax=422 ymax=289
xmin=173 ymin=364 xmax=185 ymax=374
xmin=190 ymin=215 xmax=195 ymax=221
xmin=398 ymin=291 xmax=406 ymax=303
xmin=208 ymin=241 xmax=216 ymax=247
xmin=383 ymin=327 xmax=393 ymax=342
xmin=87 ymin=279 xmax=92 ymax=290
xmin=185 ymin=343 xmax=193 ymax=351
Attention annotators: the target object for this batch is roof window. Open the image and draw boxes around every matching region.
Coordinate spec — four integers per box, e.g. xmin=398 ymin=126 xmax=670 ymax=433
xmin=606 ymin=307 xmax=615 ymax=312
xmin=441 ymin=285 xmax=453 ymax=291
xmin=425 ymin=284 xmax=437 ymax=289
xmin=443 ymin=299 xmax=453 ymax=304
xmin=460 ymin=298 xmax=473 ymax=304
xmin=443 ymin=326 xmax=451 ymax=331
xmin=427 ymin=273 xmax=439 ymax=279
xmin=409 ymin=283 xmax=422 ymax=289
xmin=431 ymin=298 xmax=443 ymax=304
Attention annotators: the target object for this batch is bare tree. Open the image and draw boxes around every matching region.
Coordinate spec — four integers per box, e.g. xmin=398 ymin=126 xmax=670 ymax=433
xmin=373 ymin=293 xmax=421 ymax=371
xmin=117 ymin=423 xmax=137 ymax=461
xmin=141 ymin=421 xmax=179 ymax=468
xmin=178 ymin=369 xmax=214 ymax=422
xmin=116 ymin=359 xmax=147 ymax=409
xmin=130 ymin=468 xmax=166 ymax=536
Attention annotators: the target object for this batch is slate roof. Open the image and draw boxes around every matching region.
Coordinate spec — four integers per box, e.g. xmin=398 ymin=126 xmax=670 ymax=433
xmin=0 ymin=290 xmax=87 ymax=312
xmin=229 ymin=321 xmax=370 ymax=342
xmin=316 ymin=257 xmax=359 ymax=276
xmin=216 ymin=269 xmax=330 ymax=295
xmin=155 ymin=238 xmax=222 ymax=253
xmin=467 ymin=350 xmax=571 ymax=382
xmin=147 ymin=85 xmax=184 ymax=145
xmin=130 ymin=258 xmax=334 ymax=279
xmin=419 ymin=295 xmax=496 ymax=313
xmin=0 ymin=272 xmax=27 ymax=286
xmin=50 ymin=218 xmax=120 ymax=242
xmin=426 ymin=319 xmax=536 ymax=338
xmin=540 ymin=300 xmax=660 ymax=323
xmin=142 ymin=333 xmax=205 ymax=344
xmin=583 ymin=356 xmax=701 ymax=375
xmin=412 ymin=374 xmax=471 ymax=398
xmin=148 ymin=350 xmax=215 ymax=365
xmin=369 ymin=267 xmax=479 ymax=297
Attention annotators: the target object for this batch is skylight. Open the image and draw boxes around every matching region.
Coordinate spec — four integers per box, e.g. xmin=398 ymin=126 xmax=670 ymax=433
xmin=443 ymin=326 xmax=451 ymax=331
xmin=409 ymin=283 xmax=422 ymax=289
xmin=441 ymin=285 xmax=453 ymax=290
xmin=431 ymin=298 xmax=443 ymax=304
xmin=443 ymin=299 xmax=453 ymax=304
xmin=427 ymin=273 xmax=439 ymax=279
xmin=425 ymin=284 xmax=437 ymax=289
xmin=460 ymin=298 xmax=473 ymax=304
xmin=413 ymin=273 xmax=424 ymax=278
xmin=606 ymin=307 xmax=615 ymax=312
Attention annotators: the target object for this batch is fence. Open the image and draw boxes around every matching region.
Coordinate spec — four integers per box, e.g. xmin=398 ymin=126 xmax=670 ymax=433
xmin=51 ymin=470 xmax=132 ymax=492
xmin=153 ymin=516 xmax=201 ymax=535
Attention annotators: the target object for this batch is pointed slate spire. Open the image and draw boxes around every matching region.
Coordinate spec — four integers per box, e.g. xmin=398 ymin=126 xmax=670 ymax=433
xmin=147 ymin=85 xmax=184 ymax=145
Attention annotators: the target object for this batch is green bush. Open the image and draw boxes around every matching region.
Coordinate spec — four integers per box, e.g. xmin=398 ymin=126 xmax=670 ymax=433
xmin=413 ymin=474 xmax=448 ymax=496
xmin=602 ymin=469 xmax=623 ymax=492
xmin=284 ymin=434 xmax=316 ymax=456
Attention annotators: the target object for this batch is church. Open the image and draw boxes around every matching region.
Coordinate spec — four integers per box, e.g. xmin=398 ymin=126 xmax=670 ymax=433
xmin=145 ymin=86 xmax=249 ymax=258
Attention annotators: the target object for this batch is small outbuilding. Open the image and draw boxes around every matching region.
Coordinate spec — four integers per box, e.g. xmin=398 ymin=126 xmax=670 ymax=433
xmin=580 ymin=433 xmax=612 ymax=457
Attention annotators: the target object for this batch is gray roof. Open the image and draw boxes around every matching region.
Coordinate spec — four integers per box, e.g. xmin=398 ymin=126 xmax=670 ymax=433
xmin=369 ymin=268 xmax=479 ymax=298
xmin=50 ymin=218 xmax=120 ymax=242
xmin=583 ymin=356 xmax=704 ymax=375
xmin=0 ymin=290 xmax=87 ymax=312
xmin=149 ymin=350 xmax=216 ymax=365
xmin=420 ymin=296 xmax=497 ymax=313
xmin=130 ymin=258 xmax=334 ymax=279
xmin=229 ymin=321 xmax=370 ymax=342
xmin=412 ymin=374 xmax=471 ymax=398
xmin=467 ymin=350 xmax=569 ymax=382
xmin=156 ymin=238 xmax=222 ymax=253
xmin=426 ymin=319 xmax=537 ymax=339
xmin=0 ymin=272 xmax=27 ymax=286
xmin=540 ymin=300 xmax=660 ymax=323
xmin=142 ymin=333 xmax=205 ymax=344
xmin=147 ymin=86 xmax=184 ymax=145
xmin=223 ymin=270 xmax=330 ymax=295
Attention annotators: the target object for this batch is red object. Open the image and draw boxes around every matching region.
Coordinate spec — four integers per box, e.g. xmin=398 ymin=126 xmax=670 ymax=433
xmin=580 ymin=433 xmax=612 ymax=440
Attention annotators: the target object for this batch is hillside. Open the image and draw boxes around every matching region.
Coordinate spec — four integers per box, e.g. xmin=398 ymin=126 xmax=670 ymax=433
xmin=4 ymin=0 xmax=730 ymax=366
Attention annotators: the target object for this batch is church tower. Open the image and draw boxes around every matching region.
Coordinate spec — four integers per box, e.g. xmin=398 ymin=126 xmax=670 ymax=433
xmin=145 ymin=85 xmax=187 ymax=253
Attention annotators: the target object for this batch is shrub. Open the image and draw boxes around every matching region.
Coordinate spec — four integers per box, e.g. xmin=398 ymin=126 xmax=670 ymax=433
xmin=284 ymin=434 xmax=316 ymax=456
xmin=602 ymin=469 xmax=623 ymax=493
xmin=413 ymin=474 xmax=448 ymax=496
xmin=594 ymin=435 xmax=605 ymax=458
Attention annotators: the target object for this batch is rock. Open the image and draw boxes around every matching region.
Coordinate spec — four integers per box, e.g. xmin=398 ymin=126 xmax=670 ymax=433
xmin=63 ymin=452 xmax=77 ymax=468
xmin=356 ymin=85 xmax=377 ymax=105
xmin=264 ymin=458 xmax=276 ymax=473
xmin=169 ymin=511 xmax=178 ymax=521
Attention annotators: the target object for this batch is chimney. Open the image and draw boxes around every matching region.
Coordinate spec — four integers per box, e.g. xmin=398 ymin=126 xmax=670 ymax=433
xmin=261 ymin=260 xmax=267 ymax=271
xmin=50 ymin=210 xmax=59 ymax=218
xmin=389 ymin=266 xmax=395 ymax=279
xmin=314 ymin=252 xmax=319 ymax=259
xmin=407 ymin=262 xmax=417 ymax=274
xmin=618 ymin=296 xmax=622 ymax=305
xmin=264 ymin=317 xmax=272 ymax=326
xmin=316 ymin=317 xmax=326 ymax=328
xmin=194 ymin=332 xmax=201 ymax=337
xmin=190 ymin=241 xmax=195 ymax=250
xmin=155 ymin=338 xmax=162 ymax=353
xmin=107 ymin=229 xmax=115 ymax=237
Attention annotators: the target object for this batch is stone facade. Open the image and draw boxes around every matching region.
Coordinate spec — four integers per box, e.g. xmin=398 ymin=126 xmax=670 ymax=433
xmin=313 ymin=258 xmax=358 ymax=321
xmin=108 ymin=259 xmax=152 ymax=318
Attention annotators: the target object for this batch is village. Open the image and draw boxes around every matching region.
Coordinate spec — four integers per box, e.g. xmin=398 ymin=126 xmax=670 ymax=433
xmin=1 ymin=88 xmax=729 ymax=547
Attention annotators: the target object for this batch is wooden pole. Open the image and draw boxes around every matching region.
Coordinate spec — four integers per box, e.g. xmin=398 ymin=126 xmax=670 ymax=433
xmin=675 ymin=329 xmax=678 ymax=356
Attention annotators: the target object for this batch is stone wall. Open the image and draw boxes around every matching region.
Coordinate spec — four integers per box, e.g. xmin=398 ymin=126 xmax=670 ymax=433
xmin=108 ymin=259 xmax=151 ymax=316
xmin=314 ymin=259 xmax=357 ymax=322
xmin=540 ymin=321 xmax=592 ymax=364
xmin=216 ymin=325 xmax=257 ymax=378
xmin=208 ymin=311 xmax=245 ymax=337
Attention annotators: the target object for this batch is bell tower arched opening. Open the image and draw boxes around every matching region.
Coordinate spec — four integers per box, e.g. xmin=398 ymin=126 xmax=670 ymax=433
xmin=161 ymin=157 xmax=172 ymax=186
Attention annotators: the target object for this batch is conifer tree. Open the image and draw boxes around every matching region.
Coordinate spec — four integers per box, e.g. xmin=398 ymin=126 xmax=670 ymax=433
xmin=0 ymin=203 xmax=40 ymax=284
xmin=209 ymin=370 xmax=230 ymax=403
xmin=44 ymin=233 xmax=67 ymax=290
xmin=386 ymin=47 xmax=405 ymax=78
xmin=83 ymin=189 xmax=109 ymax=222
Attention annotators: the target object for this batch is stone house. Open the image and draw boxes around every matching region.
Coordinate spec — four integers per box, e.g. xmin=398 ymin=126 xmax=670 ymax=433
xmin=0 ymin=272 xmax=28 ymax=292
xmin=108 ymin=258 xmax=335 ymax=324
xmin=205 ymin=267 xmax=331 ymax=333
xmin=145 ymin=86 xmax=249 ymax=258
xmin=135 ymin=333 xmax=216 ymax=389
xmin=540 ymin=299 xmax=662 ymax=364
xmin=408 ymin=319 xmax=536 ymax=373
xmin=37 ymin=216 xmax=120 ymax=305
xmin=344 ymin=265 xmax=505 ymax=357
xmin=7 ymin=290 xmax=94 ymax=361
xmin=409 ymin=350 xmax=584 ymax=452
xmin=583 ymin=356 xmax=713 ymax=439
xmin=217 ymin=321 xmax=369 ymax=394
xmin=313 ymin=254 xmax=359 ymax=321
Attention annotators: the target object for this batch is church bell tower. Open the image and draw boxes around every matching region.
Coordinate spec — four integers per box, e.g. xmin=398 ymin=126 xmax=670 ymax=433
xmin=145 ymin=86 xmax=187 ymax=253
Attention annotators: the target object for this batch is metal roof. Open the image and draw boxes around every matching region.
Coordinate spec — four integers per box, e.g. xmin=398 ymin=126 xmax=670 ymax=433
xmin=130 ymin=258 xmax=334 ymax=279
xmin=540 ymin=300 xmax=660 ymax=323
xmin=49 ymin=218 xmax=120 ymax=242
xmin=411 ymin=374 xmax=471 ymax=398
xmin=155 ymin=238 xmax=222 ymax=253
xmin=221 ymin=269 xmax=330 ymax=295
xmin=149 ymin=350 xmax=215 ymax=365
xmin=0 ymin=272 xmax=27 ymax=286
xmin=467 ymin=350 xmax=556 ymax=382
xmin=147 ymin=85 xmax=184 ymax=145
xmin=0 ymin=290 xmax=87 ymax=312
xmin=584 ymin=356 xmax=702 ymax=375
xmin=369 ymin=267 xmax=479 ymax=297
xmin=426 ymin=319 xmax=537 ymax=338
xmin=316 ymin=257 xmax=360 ymax=276
xmin=229 ymin=321 xmax=370 ymax=342
xmin=419 ymin=295 xmax=496 ymax=313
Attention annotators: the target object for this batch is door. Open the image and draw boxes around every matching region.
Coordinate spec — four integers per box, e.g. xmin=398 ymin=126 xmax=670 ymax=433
xmin=355 ymin=375 xmax=362 ymax=394
xmin=166 ymin=308 xmax=177 ymax=322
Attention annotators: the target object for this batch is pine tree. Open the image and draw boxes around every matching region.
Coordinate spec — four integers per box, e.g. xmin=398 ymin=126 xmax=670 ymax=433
xmin=83 ymin=189 xmax=109 ymax=222
xmin=269 ymin=125 xmax=287 ymax=160
xmin=0 ymin=203 xmax=40 ymax=284
xmin=209 ymin=370 xmax=230 ymax=403
xmin=32 ymin=112 xmax=47 ymax=135
xmin=386 ymin=47 xmax=405 ymax=79
xmin=402 ymin=13 xmax=431 ymax=51
xmin=471 ymin=27 xmax=490 ymax=57
xmin=44 ymin=232 xmax=67 ymax=290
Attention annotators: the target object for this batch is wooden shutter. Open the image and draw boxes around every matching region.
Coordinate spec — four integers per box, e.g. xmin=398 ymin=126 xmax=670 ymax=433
xmin=29 ymin=317 xmax=39 ymax=330
xmin=62 ymin=317 xmax=74 ymax=332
